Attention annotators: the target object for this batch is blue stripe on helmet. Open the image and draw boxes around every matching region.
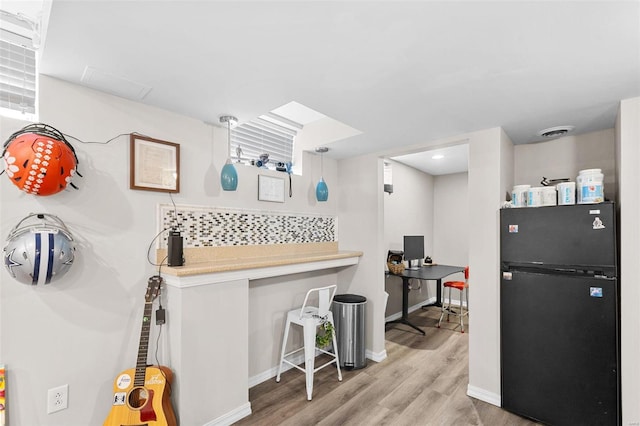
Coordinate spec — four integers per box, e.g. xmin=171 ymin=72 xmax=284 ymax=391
xmin=45 ymin=233 xmax=54 ymax=284
xmin=33 ymin=233 xmax=41 ymax=285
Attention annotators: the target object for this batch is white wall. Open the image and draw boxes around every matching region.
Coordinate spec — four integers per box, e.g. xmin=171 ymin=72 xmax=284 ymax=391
xmin=433 ymin=172 xmax=469 ymax=268
xmin=337 ymin=154 xmax=386 ymax=358
xmin=467 ymin=127 xmax=513 ymax=405
xmin=616 ymin=96 xmax=640 ymax=425
xmin=292 ymin=116 xmax=362 ymax=175
xmin=514 ymin=129 xmax=616 ymax=200
xmin=383 ymin=160 xmax=435 ymax=315
xmin=247 ymin=271 xmax=340 ymax=380
xmin=0 ymin=76 xmax=344 ymax=425
xmin=165 ymin=278 xmax=250 ymax=426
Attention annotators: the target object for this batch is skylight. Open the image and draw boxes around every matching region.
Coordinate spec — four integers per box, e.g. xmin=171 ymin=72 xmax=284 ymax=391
xmin=230 ymin=101 xmax=327 ymax=168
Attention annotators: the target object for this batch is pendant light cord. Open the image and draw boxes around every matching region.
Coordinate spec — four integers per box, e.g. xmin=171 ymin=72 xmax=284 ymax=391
xmin=227 ymin=119 xmax=231 ymax=160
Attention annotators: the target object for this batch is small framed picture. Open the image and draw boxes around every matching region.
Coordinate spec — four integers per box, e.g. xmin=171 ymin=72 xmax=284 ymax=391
xmin=130 ymin=135 xmax=180 ymax=192
xmin=258 ymin=175 xmax=285 ymax=203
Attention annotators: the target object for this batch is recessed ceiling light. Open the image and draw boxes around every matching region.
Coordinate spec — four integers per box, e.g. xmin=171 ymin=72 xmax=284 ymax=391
xmin=432 ymin=154 xmax=444 ymax=160
xmin=537 ymin=125 xmax=575 ymax=138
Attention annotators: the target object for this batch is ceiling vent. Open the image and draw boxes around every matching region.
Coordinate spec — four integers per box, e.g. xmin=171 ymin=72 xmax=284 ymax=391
xmin=81 ymin=66 xmax=152 ymax=100
xmin=538 ymin=125 xmax=575 ymax=138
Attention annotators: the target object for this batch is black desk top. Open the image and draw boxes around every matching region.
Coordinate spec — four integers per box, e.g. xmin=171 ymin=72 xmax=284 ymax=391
xmin=387 ymin=264 xmax=465 ymax=280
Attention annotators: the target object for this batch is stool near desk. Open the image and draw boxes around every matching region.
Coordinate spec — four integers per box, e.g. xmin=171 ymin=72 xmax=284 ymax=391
xmin=276 ymin=284 xmax=342 ymax=400
xmin=438 ymin=266 xmax=470 ymax=333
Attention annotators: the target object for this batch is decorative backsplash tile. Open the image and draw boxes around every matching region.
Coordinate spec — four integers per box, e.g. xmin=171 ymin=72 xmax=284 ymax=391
xmin=158 ymin=204 xmax=336 ymax=248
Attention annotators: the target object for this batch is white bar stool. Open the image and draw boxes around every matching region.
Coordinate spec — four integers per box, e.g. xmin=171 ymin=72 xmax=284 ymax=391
xmin=276 ymin=284 xmax=342 ymax=400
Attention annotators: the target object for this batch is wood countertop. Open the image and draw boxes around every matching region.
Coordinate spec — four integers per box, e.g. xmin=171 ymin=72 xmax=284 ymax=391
xmin=158 ymin=242 xmax=363 ymax=278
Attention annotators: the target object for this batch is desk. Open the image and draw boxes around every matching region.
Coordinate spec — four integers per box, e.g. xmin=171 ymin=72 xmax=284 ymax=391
xmin=385 ymin=264 xmax=465 ymax=335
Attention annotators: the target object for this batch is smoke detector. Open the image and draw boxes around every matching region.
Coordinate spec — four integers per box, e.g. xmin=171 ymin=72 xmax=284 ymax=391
xmin=537 ymin=125 xmax=575 ymax=138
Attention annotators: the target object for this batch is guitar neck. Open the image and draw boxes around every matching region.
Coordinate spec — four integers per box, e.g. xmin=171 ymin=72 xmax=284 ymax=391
xmin=134 ymin=300 xmax=154 ymax=387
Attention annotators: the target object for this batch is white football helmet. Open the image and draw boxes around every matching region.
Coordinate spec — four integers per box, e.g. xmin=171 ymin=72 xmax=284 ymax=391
xmin=3 ymin=213 xmax=76 ymax=285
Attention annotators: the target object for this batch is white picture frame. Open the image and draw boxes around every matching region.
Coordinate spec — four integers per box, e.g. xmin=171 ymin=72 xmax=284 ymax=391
xmin=258 ymin=175 xmax=285 ymax=203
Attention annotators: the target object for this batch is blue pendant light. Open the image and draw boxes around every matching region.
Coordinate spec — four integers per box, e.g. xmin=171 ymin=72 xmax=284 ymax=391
xmin=315 ymin=147 xmax=329 ymax=202
xmin=220 ymin=115 xmax=238 ymax=191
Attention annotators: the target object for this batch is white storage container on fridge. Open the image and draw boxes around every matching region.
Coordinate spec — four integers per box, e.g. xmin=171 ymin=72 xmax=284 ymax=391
xmin=577 ymin=169 xmax=604 ymax=204
xmin=557 ymin=182 xmax=576 ymax=205
xmin=512 ymin=185 xmax=530 ymax=208
xmin=527 ymin=187 xmax=544 ymax=207
xmin=542 ymin=187 xmax=557 ymax=206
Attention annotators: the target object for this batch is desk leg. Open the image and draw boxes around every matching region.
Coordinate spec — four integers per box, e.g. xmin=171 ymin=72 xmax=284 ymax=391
xmin=421 ymin=279 xmax=443 ymax=309
xmin=386 ymin=277 xmax=425 ymax=335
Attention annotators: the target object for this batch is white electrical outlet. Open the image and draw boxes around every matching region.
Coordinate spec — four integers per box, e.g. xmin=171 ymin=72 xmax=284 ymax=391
xmin=47 ymin=384 xmax=68 ymax=414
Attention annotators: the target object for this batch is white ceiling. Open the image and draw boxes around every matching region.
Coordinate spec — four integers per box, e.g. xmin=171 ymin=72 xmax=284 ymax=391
xmin=10 ymin=1 xmax=640 ymax=175
xmin=392 ymin=143 xmax=469 ymax=176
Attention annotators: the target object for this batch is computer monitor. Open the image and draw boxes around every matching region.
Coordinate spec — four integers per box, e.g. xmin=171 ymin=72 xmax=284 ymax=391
xmin=403 ymin=235 xmax=425 ymax=267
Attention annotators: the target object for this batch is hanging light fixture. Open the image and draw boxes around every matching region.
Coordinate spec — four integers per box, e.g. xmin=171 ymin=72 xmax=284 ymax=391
xmin=220 ymin=115 xmax=238 ymax=191
xmin=315 ymin=147 xmax=329 ymax=202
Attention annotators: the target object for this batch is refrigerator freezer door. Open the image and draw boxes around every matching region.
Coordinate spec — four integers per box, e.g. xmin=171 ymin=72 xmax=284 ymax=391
xmin=501 ymin=270 xmax=619 ymax=425
xmin=500 ymin=203 xmax=616 ymax=272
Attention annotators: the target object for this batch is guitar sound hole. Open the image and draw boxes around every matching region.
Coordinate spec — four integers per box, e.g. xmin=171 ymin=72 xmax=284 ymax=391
xmin=127 ymin=387 xmax=148 ymax=409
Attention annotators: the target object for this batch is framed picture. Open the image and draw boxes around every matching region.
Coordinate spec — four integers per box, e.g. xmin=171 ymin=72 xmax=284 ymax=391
xmin=130 ymin=135 xmax=180 ymax=192
xmin=258 ymin=175 xmax=285 ymax=203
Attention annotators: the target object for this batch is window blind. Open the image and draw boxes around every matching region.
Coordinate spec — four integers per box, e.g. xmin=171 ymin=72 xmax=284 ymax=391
xmin=0 ymin=36 xmax=37 ymax=116
xmin=231 ymin=117 xmax=296 ymax=165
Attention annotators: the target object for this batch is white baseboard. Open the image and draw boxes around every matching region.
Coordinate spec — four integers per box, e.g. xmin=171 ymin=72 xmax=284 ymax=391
xmin=247 ymin=368 xmax=276 ymax=389
xmin=366 ymin=348 xmax=387 ymax=363
xmin=385 ymin=296 xmax=436 ymax=322
xmin=467 ymin=384 xmax=501 ymax=407
xmin=248 ymin=353 xmax=305 ymax=388
xmin=203 ymin=402 xmax=252 ymax=426
xmin=385 ymin=295 xmax=469 ymax=322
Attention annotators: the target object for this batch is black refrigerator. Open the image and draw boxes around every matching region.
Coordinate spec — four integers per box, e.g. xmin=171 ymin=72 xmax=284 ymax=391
xmin=500 ymin=202 xmax=619 ymax=426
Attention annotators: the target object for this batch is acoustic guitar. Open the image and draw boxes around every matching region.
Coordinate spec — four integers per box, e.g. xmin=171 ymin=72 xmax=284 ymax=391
xmin=103 ymin=276 xmax=177 ymax=426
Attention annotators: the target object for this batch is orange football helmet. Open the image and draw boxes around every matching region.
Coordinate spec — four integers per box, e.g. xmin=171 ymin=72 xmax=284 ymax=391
xmin=2 ymin=124 xmax=78 ymax=196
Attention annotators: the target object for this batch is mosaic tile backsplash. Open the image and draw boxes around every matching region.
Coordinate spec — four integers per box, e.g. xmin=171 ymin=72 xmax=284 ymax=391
xmin=158 ymin=204 xmax=336 ymax=248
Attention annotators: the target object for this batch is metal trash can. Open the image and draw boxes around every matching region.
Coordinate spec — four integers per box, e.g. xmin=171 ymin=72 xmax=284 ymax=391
xmin=332 ymin=294 xmax=367 ymax=369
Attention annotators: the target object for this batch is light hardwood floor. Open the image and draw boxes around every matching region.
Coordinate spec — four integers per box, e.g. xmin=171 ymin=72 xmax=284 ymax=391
xmin=234 ymin=307 xmax=540 ymax=426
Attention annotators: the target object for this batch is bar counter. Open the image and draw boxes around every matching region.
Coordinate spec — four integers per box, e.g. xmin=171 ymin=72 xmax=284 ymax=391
xmin=155 ymin=241 xmax=362 ymax=425
xmin=158 ymin=241 xmax=363 ymax=278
